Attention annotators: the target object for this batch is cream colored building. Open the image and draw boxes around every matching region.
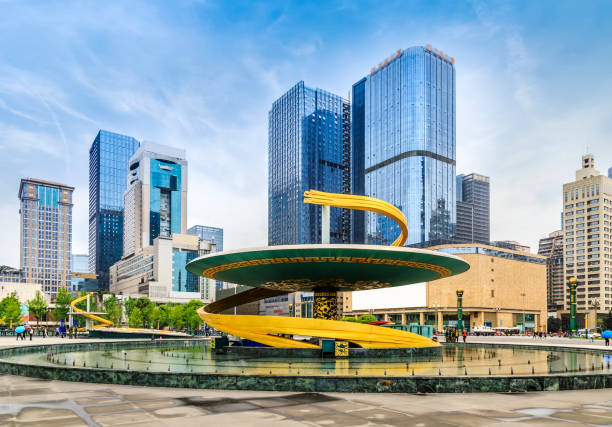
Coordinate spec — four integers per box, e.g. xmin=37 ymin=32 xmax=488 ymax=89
xmin=0 ymin=282 xmax=51 ymax=304
xmin=562 ymin=154 xmax=612 ymax=314
xmin=110 ymin=233 xmax=216 ymax=304
xmin=345 ymin=243 xmax=548 ymax=332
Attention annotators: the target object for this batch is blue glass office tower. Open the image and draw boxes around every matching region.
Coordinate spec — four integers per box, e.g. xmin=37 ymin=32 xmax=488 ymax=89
xmin=88 ymin=130 xmax=139 ymax=290
xmin=352 ymin=46 xmax=456 ymax=246
xmin=268 ymin=81 xmax=351 ymax=245
xmin=187 ymin=225 xmax=223 ymax=251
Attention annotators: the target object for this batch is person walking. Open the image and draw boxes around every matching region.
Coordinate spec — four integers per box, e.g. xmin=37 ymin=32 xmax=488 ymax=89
xmin=462 ymin=330 xmax=467 ymax=343
xmin=29 ymin=327 xmax=33 ymax=341
xmin=605 ymin=336 xmax=610 ymax=347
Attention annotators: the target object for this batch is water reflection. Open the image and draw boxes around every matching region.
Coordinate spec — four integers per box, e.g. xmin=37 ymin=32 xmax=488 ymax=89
xmin=8 ymin=344 xmax=612 ymax=377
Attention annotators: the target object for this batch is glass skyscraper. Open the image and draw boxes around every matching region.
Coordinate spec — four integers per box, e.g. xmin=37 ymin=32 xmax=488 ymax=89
xmin=89 ymin=130 xmax=139 ymax=290
xmin=19 ymin=178 xmax=74 ymax=297
xmin=455 ymin=173 xmax=490 ymax=244
xmin=123 ymin=142 xmax=188 ymax=256
xmin=187 ymin=225 xmax=224 ymax=290
xmin=352 ymin=46 xmax=456 ymax=246
xmin=268 ymin=81 xmax=351 ymax=245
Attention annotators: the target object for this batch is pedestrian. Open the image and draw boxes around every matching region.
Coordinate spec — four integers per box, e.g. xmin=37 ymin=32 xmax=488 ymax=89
xmin=16 ymin=331 xmax=19 ymax=341
xmin=462 ymin=330 xmax=467 ymax=343
xmin=606 ymin=337 xmax=610 ymax=347
xmin=29 ymin=327 xmax=33 ymax=341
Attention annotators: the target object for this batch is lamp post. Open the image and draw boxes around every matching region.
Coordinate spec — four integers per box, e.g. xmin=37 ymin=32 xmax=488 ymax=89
xmin=520 ymin=292 xmax=526 ymax=334
xmin=568 ymin=277 xmax=577 ymax=335
xmin=456 ymin=288 xmax=464 ymax=332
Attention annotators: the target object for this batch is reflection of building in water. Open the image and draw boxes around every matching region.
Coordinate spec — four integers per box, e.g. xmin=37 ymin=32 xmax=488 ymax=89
xmin=259 ymin=291 xmax=352 ymax=319
xmin=345 ymin=243 xmax=547 ymax=332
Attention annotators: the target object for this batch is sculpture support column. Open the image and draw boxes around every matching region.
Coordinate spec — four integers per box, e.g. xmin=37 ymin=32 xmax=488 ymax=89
xmin=313 ymin=288 xmax=338 ymax=320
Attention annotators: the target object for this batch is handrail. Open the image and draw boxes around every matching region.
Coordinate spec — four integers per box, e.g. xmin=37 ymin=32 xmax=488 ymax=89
xmin=70 ymin=293 xmax=113 ymax=329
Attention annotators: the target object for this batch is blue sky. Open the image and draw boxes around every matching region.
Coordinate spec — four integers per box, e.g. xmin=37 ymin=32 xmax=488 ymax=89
xmin=1 ymin=0 xmax=612 ymax=266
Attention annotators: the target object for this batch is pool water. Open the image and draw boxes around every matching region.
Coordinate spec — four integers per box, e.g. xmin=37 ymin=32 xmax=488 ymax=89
xmin=7 ymin=344 xmax=612 ymax=377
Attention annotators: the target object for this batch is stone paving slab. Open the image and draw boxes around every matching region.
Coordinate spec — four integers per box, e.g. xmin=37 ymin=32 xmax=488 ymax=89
xmin=0 ymin=374 xmax=611 ymax=426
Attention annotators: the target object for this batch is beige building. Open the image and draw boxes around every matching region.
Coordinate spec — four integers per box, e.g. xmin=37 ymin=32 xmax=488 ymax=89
xmin=110 ymin=233 xmax=216 ymax=304
xmin=345 ymin=243 xmax=547 ymax=332
xmin=538 ymin=230 xmax=564 ymax=311
xmin=0 ymin=282 xmax=51 ymax=304
xmin=562 ymin=154 xmax=612 ymax=314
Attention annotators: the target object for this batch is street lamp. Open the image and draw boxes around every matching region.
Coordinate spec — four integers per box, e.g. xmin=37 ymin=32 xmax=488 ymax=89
xmin=520 ymin=292 xmax=526 ymax=334
xmin=568 ymin=277 xmax=577 ymax=335
xmin=456 ymin=288 xmax=464 ymax=332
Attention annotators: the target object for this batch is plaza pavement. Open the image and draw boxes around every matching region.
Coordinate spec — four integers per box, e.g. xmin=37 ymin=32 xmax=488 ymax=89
xmin=0 ymin=335 xmax=611 ymax=426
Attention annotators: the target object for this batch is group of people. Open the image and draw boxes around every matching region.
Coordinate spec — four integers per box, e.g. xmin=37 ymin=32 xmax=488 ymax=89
xmin=13 ymin=325 xmax=77 ymax=341
xmin=445 ymin=328 xmax=468 ymax=343
xmin=532 ymin=331 xmax=547 ymax=339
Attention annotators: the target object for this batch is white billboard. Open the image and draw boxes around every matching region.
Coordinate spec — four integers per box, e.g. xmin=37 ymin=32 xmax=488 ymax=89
xmin=351 ymin=283 xmax=426 ymax=310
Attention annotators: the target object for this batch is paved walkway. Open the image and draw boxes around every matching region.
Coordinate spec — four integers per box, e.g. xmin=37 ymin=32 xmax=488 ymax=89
xmin=1 ymin=336 xmax=612 ymax=425
xmin=445 ymin=335 xmax=612 ymax=349
xmin=0 ymin=373 xmax=611 ymax=426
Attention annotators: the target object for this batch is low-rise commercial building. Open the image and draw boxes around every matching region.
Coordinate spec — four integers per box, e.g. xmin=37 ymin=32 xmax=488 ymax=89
xmin=109 ymin=233 xmax=216 ymax=304
xmin=345 ymin=243 xmax=547 ymax=332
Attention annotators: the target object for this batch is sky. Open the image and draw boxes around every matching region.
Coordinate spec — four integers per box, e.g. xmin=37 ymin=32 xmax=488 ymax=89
xmin=1 ymin=0 xmax=612 ymax=267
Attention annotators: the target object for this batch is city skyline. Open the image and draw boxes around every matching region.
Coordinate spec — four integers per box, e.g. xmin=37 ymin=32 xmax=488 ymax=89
xmin=1 ymin=1 xmax=612 ymax=266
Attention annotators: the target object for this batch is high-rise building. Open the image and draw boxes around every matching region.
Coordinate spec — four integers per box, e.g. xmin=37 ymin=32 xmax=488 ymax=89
xmin=110 ymin=233 xmax=216 ymax=303
xmin=123 ymin=142 xmax=188 ymax=257
xmin=491 ymin=240 xmax=531 ymax=253
xmin=352 ymin=46 xmax=456 ymax=246
xmin=455 ymin=173 xmax=490 ymax=243
xmin=89 ymin=130 xmax=139 ymax=290
xmin=19 ymin=178 xmax=74 ymax=297
xmin=268 ymin=81 xmax=351 ymax=246
xmin=187 ymin=225 xmax=223 ymax=252
xmin=563 ymin=154 xmax=612 ymax=314
xmin=538 ymin=230 xmax=564 ymax=311
xmin=608 ymin=166 xmax=612 ymax=179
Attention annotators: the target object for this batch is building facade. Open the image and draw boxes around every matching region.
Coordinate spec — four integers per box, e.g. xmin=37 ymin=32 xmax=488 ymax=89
xmin=70 ymin=254 xmax=98 ymax=293
xmin=19 ymin=178 xmax=74 ymax=297
xmin=268 ymin=81 xmax=351 ymax=246
xmin=346 ymin=243 xmax=547 ymax=332
xmin=538 ymin=230 xmax=564 ymax=311
xmin=187 ymin=225 xmax=224 ymax=290
xmin=123 ymin=142 xmax=188 ymax=257
xmin=352 ymin=46 xmax=456 ymax=246
xmin=89 ymin=130 xmax=139 ymax=290
xmin=455 ymin=173 xmax=490 ymax=243
xmin=562 ymin=154 xmax=612 ymax=314
xmin=109 ymin=233 xmax=216 ymax=304
xmin=491 ymin=241 xmax=531 ymax=253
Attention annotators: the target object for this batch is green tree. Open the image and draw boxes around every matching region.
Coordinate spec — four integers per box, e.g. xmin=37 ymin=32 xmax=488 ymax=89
xmin=123 ymin=297 xmax=135 ymax=319
xmin=157 ymin=304 xmax=170 ymax=329
xmin=129 ymin=307 xmax=144 ymax=328
xmin=341 ymin=316 xmax=357 ymax=322
xmin=183 ymin=300 xmax=204 ymax=330
xmin=53 ymin=287 xmax=73 ymax=321
xmin=357 ymin=314 xmax=377 ymax=324
xmin=27 ymin=291 xmax=48 ymax=326
xmin=0 ymin=292 xmax=22 ymax=327
xmin=168 ymin=305 xmax=185 ymax=330
xmin=103 ymin=295 xmax=122 ymax=326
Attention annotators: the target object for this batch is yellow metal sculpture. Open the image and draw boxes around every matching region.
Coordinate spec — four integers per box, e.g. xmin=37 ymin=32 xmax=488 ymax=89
xmin=71 ymin=292 xmax=113 ymax=329
xmin=303 ymin=190 xmax=408 ymax=246
xmin=196 ymin=191 xmax=441 ymax=349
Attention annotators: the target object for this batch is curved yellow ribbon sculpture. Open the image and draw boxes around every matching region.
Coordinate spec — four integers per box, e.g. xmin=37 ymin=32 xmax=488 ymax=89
xmin=71 ymin=292 xmax=113 ymax=329
xmin=196 ymin=190 xmax=439 ymax=349
xmin=303 ymin=190 xmax=408 ymax=246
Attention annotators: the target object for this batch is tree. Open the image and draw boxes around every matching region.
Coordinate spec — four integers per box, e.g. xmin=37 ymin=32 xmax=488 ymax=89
xmin=605 ymin=310 xmax=612 ymax=330
xmin=54 ymin=287 xmax=73 ymax=321
xmin=357 ymin=314 xmax=377 ymax=324
xmin=341 ymin=316 xmax=357 ymax=322
xmin=183 ymin=300 xmax=204 ymax=330
xmin=129 ymin=307 xmax=144 ymax=328
xmin=103 ymin=295 xmax=122 ymax=326
xmin=168 ymin=305 xmax=185 ymax=330
xmin=123 ymin=297 xmax=135 ymax=320
xmin=547 ymin=316 xmax=562 ymax=333
xmin=156 ymin=305 xmax=170 ymax=329
xmin=27 ymin=291 xmax=47 ymax=326
xmin=0 ymin=292 xmax=22 ymax=327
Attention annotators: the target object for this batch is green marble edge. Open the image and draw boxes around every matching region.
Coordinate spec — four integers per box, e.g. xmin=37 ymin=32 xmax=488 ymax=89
xmin=0 ymin=339 xmax=610 ymax=393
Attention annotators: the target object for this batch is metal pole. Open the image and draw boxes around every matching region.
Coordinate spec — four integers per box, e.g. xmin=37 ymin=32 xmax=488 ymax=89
xmin=569 ymin=277 xmax=577 ymax=335
xmin=321 ymin=205 xmax=330 ymax=244
xmin=456 ymin=288 xmax=464 ymax=332
xmin=86 ymin=294 xmax=91 ymax=331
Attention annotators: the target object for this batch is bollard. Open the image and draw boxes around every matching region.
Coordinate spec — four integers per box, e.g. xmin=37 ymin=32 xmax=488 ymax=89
xmin=464 ymin=368 xmax=467 ymax=376
xmin=384 ymin=370 xmax=387 ymax=376
xmin=527 ymin=360 xmax=530 ymax=365
xmin=498 ymin=360 xmax=502 ymax=367
xmin=510 ymin=367 xmax=514 ymax=375
xmin=412 ymin=369 xmax=414 ymax=376
xmin=489 ymin=368 xmax=491 ymax=375
xmin=532 ymin=367 xmax=535 ymax=374
xmin=438 ymin=369 xmax=441 ymax=376
xmin=127 ymin=364 xmax=129 ymax=370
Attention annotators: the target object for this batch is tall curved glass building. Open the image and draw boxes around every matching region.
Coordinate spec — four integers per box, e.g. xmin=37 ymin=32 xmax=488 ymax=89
xmin=352 ymin=46 xmax=456 ymax=246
